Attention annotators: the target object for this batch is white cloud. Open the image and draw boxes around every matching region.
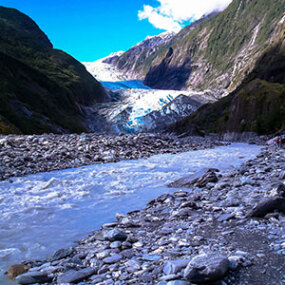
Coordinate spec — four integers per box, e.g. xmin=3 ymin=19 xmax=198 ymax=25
xmin=138 ymin=0 xmax=232 ymax=32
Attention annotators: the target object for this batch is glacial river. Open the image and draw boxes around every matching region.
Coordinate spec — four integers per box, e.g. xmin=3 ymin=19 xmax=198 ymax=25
xmin=0 ymin=143 xmax=262 ymax=284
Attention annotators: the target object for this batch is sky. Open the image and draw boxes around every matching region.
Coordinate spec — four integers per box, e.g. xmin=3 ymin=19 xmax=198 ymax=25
xmin=0 ymin=0 xmax=232 ymax=62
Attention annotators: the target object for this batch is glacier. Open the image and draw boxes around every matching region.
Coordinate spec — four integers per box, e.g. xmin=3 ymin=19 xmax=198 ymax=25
xmin=82 ymin=54 xmax=222 ymax=133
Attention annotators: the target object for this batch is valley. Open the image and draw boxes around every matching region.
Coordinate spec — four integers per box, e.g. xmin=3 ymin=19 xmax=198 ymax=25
xmin=82 ymin=54 xmax=222 ymax=133
xmin=0 ymin=0 xmax=285 ymax=284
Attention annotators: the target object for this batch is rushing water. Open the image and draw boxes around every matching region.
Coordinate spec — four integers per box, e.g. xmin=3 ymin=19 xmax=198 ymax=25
xmin=0 ymin=143 xmax=261 ymax=283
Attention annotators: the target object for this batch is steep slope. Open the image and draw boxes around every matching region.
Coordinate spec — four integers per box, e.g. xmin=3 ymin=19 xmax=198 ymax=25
xmin=143 ymin=0 xmax=285 ymax=92
xmin=169 ymin=38 xmax=285 ymax=135
xmin=0 ymin=6 xmax=108 ymax=135
xmin=112 ymin=32 xmax=175 ymax=79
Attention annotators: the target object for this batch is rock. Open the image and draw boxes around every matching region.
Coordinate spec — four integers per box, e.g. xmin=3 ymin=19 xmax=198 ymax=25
xmin=1 ymin=133 xmax=217 ymax=181
xmin=180 ymin=201 xmax=198 ymax=209
xmin=217 ymin=213 xmax=235 ymax=222
xmin=121 ymin=249 xmax=134 ymax=258
xmin=168 ymin=168 xmax=218 ymax=188
xmin=110 ymin=241 xmax=122 ymax=248
xmin=249 ymin=197 xmax=285 ymax=217
xmin=279 ymin=171 xmax=285 ymax=180
xmin=16 ymin=272 xmax=53 ymax=285
xmin=196 ymin=170 xmax=219 ymax=188
xmin=159 ymin=274 xmax=180 ymax=281
xmin=228 ymin=255 xmax=244 ymax=270
xmin=141 ymin=272 xmax=153 ymax=282
xmin=103 ymin=229 xmax=128 ymax=242
xmin=52 ymin=247 xmax=73 ymax=261
xmin=57 ymin=268 xmax=96 ymax=284
xmin=277 ymin=183 xmax=285 ymax=197
xmin=168 ymin=168 xmax=209 ymax=188
xmin=184 ymin=253 xmax=229 ymax=283
xmin=142 ymin=254 xmax=161 ymax=261
xmin=163 ymin=259 xmax=190 ymax=274
xmin=127 ymin=259 xmax=140 ymax=270
xmin=7 ymin=264 xmax=30 ymax=280
xmin=167 ymin=281 xmax=190 ymax=285
xmin=172 ymin=208 xmax=193 ymax=218
xmin=103 ymin=254 xmax=123 ymax=264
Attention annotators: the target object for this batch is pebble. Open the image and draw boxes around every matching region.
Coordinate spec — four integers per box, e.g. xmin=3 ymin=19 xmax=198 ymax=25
xmin=0 ymin=133 xmax=223 ymax=180
xmin=103 ymin=254 xmax=123 ymax=264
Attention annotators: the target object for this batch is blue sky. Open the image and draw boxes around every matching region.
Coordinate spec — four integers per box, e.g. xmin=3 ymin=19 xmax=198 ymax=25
xmin=1 ymin=0 xmax=163 ymax=61
xmin=1 ymin=0 xmax=232 ymax=62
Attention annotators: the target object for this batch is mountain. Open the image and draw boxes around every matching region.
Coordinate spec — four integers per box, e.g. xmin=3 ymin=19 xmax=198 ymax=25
xmin=112 ymin=32 xmax=176 ymax=79
xmin=142 ymin=0 xmax=284 ymax=92
xmin=169 ymin=32 xmax=285 ymax=136
xmin=0 ymin=6 xmax=109 ymax=135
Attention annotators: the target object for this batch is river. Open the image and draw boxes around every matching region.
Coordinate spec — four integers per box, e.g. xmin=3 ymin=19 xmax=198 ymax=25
xmin=0 ymin=143 xmax=261 ymax=284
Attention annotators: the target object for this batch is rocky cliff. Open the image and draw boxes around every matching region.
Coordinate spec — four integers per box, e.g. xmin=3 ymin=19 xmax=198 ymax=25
xmin=113 ymin=32 xmax=175 ymax=79
xmin=143 ymin=0 xmax=285 ymax=92
xmin=169 ymin=37 xmax=285 ymax=135
xmin=0 ymin=6 xmax=109 ymax=135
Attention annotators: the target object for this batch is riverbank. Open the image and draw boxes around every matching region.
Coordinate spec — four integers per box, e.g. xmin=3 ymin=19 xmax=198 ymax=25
xmin=6 ymin=145 xmax=285 ymax=284
xmin=0 ymin=133 xmax=224 ymax=181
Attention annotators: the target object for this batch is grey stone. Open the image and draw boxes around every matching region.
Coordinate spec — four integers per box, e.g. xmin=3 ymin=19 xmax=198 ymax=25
xmin=127 ymin=259 xmax=140 ymax=270
xmin=52 ymin=247 xmax=73 ymax=261
xmin=140 ymin=272 xmax=153 ymax=282
xmin=103 ymin=229 xmax=128 ymax=242
xmin=168 ymin=168 xmax=210 ymax=188
xmin=228 ymin=255 xmax=243 ymax=270
xmin=16 ymin=272 xmax=53 ymax=284
xmin=121 ymin=249 xmax=134 ymax=258
xmin=142 ymin=254 xmax=161 ymax=261
xmin=167 ymin=281 xmax=190 ymax=285
xmin=163 ymin=259 xmax=190 ymax=274
xmin=180 ymin=201 xmax=198 ymax=209
xmin=195 ymin=170 xmax=219 ymax=188
xmin=110 ymin=241 xmax=122 ymax=248
xmin=184 ymin=253 xmax=229 ymax=283
xmin=217 ymin=213 xmax=235 ymax=222
xmin=103 ymin=254 xmax=123 ymax=264
xmin=168 ymin=168 xmax=219 ymax=188
xmin=249 ymin=197 xmax=285 ymax=217
xmin=277 ymin=183 xmax=285 ymax=197
xmin=159 ymin=274 xmax=180 ymax=281
xmin=57 ymin=268 xmax=96 ymax=284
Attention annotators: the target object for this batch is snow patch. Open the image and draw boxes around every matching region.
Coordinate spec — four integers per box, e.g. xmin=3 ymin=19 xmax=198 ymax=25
xmin=82 ymin=51 xmax=128 ymax=82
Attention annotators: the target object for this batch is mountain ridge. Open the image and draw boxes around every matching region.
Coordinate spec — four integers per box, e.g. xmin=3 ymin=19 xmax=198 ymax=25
xmin=169 ymin=40 xmax=285 ymax=135
xmin=141 ymin=0 xmax=285 ymax=92
xmin=0 ymin=6 xmax=109 ymax=135
xmin=112 ymin=31 xmax=176 ymax=79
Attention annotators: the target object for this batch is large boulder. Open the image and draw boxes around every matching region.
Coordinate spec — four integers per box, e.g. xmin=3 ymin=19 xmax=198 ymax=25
xmin=249 ymin=197 xmax=285 ymax=217
xmin=168 ymin=168 xmax=219 ymax=188
xmin=184 ymin=253 xmax=229 ymax=283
